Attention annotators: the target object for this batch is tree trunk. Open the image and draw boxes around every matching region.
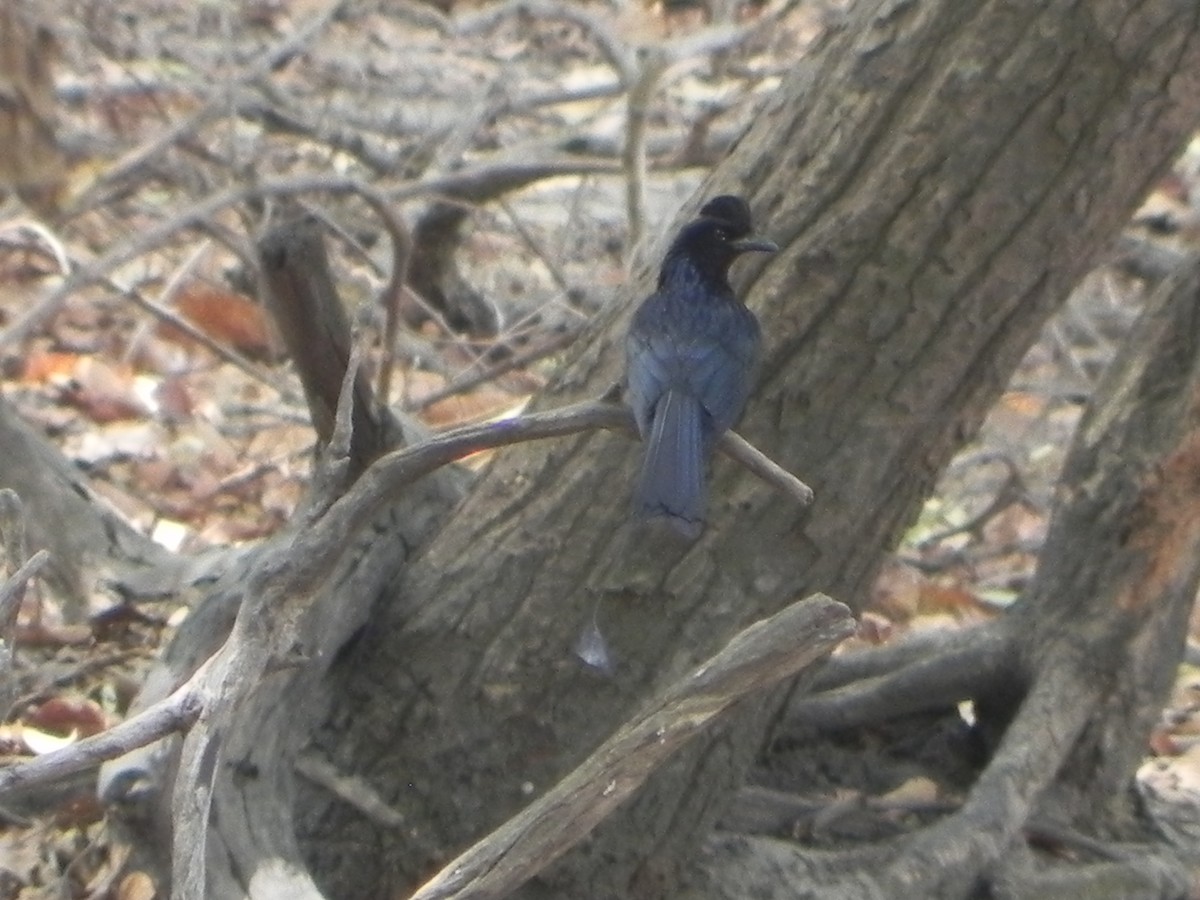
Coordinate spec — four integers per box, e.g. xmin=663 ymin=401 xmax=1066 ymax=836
xmin=270 ymin=2 xmax=1200 ymax=898
xmin=1011 ymin=257 xmax=1200 ymax=833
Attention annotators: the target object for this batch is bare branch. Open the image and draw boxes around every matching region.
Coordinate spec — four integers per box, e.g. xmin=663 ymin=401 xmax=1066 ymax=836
xmin=721 ymin=429 xmax=814 ymax=507
xmin=258 ymin=217 xmax=389 ymax=477
xmin=295 ymin=399 xmax=814 ymax=586
xmin=410 ymin=593 xmax=854 ymax=900
xmin=1 ymin=159 xmax=619 ymax=350
xmin=406 ymin=326 xmax=582 ymax=412
xmin=0 ymin=672 xmax=203 ymax=797
xmin=623 ymin=49 xmax=669 ymax=259
xmin=74 ymin=1 xmax=346 ymax=206
xmin=0 ymin=489 xmax=48 ymax=714
xmin=358 ymin=189 xmax=414 ymax=410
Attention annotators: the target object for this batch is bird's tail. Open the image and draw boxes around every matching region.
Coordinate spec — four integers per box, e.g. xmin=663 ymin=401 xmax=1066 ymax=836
xmin=635 ymin=389 xmax=706 ymax=538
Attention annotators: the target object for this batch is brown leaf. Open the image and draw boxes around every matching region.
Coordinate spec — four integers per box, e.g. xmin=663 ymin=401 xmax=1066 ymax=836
xmin=22 ymin=348 xmax=80 ymax=383
xmin=161 ymin=282 xmax=275 ymax=360
xmin=118 ymin=871 xmax=158 ymax=900
xmin=25 ymin=696 xmax=108 ymax=737
xmin=60 ymin=357 xmax=148 ymax=423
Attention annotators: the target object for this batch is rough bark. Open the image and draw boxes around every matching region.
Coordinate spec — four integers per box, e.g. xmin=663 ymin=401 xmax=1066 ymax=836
xmin=0 ymin=399 xmax=186 ymax=616
xmin=283 ymin=2 xmax=1200 ymax=899
xmin=1008 ymin=256 xmax=1200 ymax=834
xmin=703 ymin=254 xmax=1200 ymax=900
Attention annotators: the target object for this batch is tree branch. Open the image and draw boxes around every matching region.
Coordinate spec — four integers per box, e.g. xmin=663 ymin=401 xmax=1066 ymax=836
xmin=0 ymin=670 xmax=203 ymax=797
xmin=410 ymin=593 xmax=854 ymax=900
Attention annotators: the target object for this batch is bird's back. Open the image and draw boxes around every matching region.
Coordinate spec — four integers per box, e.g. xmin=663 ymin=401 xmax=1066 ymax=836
xmin=626 ymin=266 xmax=761 ymax=439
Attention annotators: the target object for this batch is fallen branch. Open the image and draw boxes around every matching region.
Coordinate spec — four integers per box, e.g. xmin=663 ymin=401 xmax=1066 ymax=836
xmin=809 ymin=624 xmax=996 ymax=693
xmin=410 ymin=593 xmax=854 ymax=900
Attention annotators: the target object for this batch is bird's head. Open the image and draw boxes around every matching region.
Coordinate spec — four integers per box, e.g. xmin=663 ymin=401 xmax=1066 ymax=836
xmin=661 ymin=195 xmax=777 ymax=287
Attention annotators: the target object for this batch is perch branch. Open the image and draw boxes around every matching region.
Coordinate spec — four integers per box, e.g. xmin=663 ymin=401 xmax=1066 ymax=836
xmin=410 ymin=593 xmax=855 ymax=900
xmin=299 ymin=399 xmax=814 ymax=580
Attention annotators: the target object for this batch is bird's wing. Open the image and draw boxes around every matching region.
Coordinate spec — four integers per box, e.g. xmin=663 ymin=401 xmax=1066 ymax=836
xmin=627 ymin=288 xmax=761 ymax=436
xmin=685 ymin=302 xmax=761 ymax=434
xmin=626 ymin=291 xmax=674 ymax=437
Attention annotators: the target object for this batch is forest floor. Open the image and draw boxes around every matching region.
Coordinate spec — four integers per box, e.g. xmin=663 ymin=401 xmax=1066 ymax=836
xmin=1 ymin=0 xmax=1199 ymax=896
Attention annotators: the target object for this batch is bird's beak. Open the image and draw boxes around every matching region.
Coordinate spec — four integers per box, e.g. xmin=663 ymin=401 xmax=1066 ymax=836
xmin=731 ymin=237 xmax=779 ymax=254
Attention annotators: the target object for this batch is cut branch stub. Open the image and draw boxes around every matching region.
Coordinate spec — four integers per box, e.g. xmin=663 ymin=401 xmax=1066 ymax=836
xmin=257 ymin=217 xmax=389 ymax=477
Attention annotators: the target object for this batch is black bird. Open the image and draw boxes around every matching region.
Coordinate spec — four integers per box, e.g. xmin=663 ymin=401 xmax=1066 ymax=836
xmin=625 ymin=195 xmax=777 ymax=537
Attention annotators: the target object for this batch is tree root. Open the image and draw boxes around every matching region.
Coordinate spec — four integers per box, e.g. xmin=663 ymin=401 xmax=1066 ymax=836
xmin=810 ymin=624 xmax=999 ymax=693
xmin=782 ymin=621 xmax=1013 ymax=735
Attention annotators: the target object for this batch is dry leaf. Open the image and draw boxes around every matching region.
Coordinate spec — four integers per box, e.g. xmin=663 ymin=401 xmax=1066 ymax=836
xmin=161 ymin=281 xmax=275 ymax=360
xmin=22 ymin=348 xmax=80 ymax=383
xmin=118 ymin=871 xmax=158 ymax=900
xmin=25 ymin=696 xmax=108 ymax=737
xmin=61 ymin=357 xmax=148 ymax=423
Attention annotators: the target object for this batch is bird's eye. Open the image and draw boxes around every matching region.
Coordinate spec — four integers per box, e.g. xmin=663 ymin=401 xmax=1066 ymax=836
xmin=714 ymin=229 xmax=728 ymax=241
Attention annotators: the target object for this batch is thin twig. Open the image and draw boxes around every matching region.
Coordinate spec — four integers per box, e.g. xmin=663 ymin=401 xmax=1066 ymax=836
xmin=0 ymin=669 xmax=204 ymax=797
xmin=10 ymin=647 xmax=152 ymax=715
xmin=722 ymin=429 xmax=815 ymax=507
xmin=123 ymin=238 xmax=213 ymax=367
xmin=455 ymin=0 xmax=636 ymax=81
xmin=116 ymin=278 xmax=296 ymax=399
xmin=358 ymin=189 xmax=414 ymax=409
xmin=295 ymin=751 xmax=406 ymax=829
xmin=499 ymin=198 xmax=575 ymax=299
xmin=73 ymin=1 xmax=345 ymax=209
xmin=2 ymin=159 xmax=619 ymax=350
xmin=407 ymin=327 xmax=581 ymax=412
xmin=623 ymin=48 xmax=668 ymax=262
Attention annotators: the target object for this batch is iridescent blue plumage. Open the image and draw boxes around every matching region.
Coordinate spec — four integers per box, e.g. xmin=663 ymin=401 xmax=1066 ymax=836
xmin=625 ymin=195 xmax=776 ymax=537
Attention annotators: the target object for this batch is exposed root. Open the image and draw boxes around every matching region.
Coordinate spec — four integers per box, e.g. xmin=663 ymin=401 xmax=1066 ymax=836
xmin=783 ymin=622 xmax=1013 ymax=735
xmin=812 ymin=621 xmax=1005 ymax=692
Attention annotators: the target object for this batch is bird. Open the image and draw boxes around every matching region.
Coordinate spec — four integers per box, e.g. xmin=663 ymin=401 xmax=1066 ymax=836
xmin=625 ymin=195 xmax=777 ymax=538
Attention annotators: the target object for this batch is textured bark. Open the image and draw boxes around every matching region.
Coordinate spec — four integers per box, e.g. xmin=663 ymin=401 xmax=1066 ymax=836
xmin=0 ymin=399 xmax=184 ymax=616
xmin=287 ymin=2 xmax=1200 ymax=898
xmin=699 ymin=252 xmax=1200 ymax=900
xmin=1007 ymin=257 xmax=1200 ymax=832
